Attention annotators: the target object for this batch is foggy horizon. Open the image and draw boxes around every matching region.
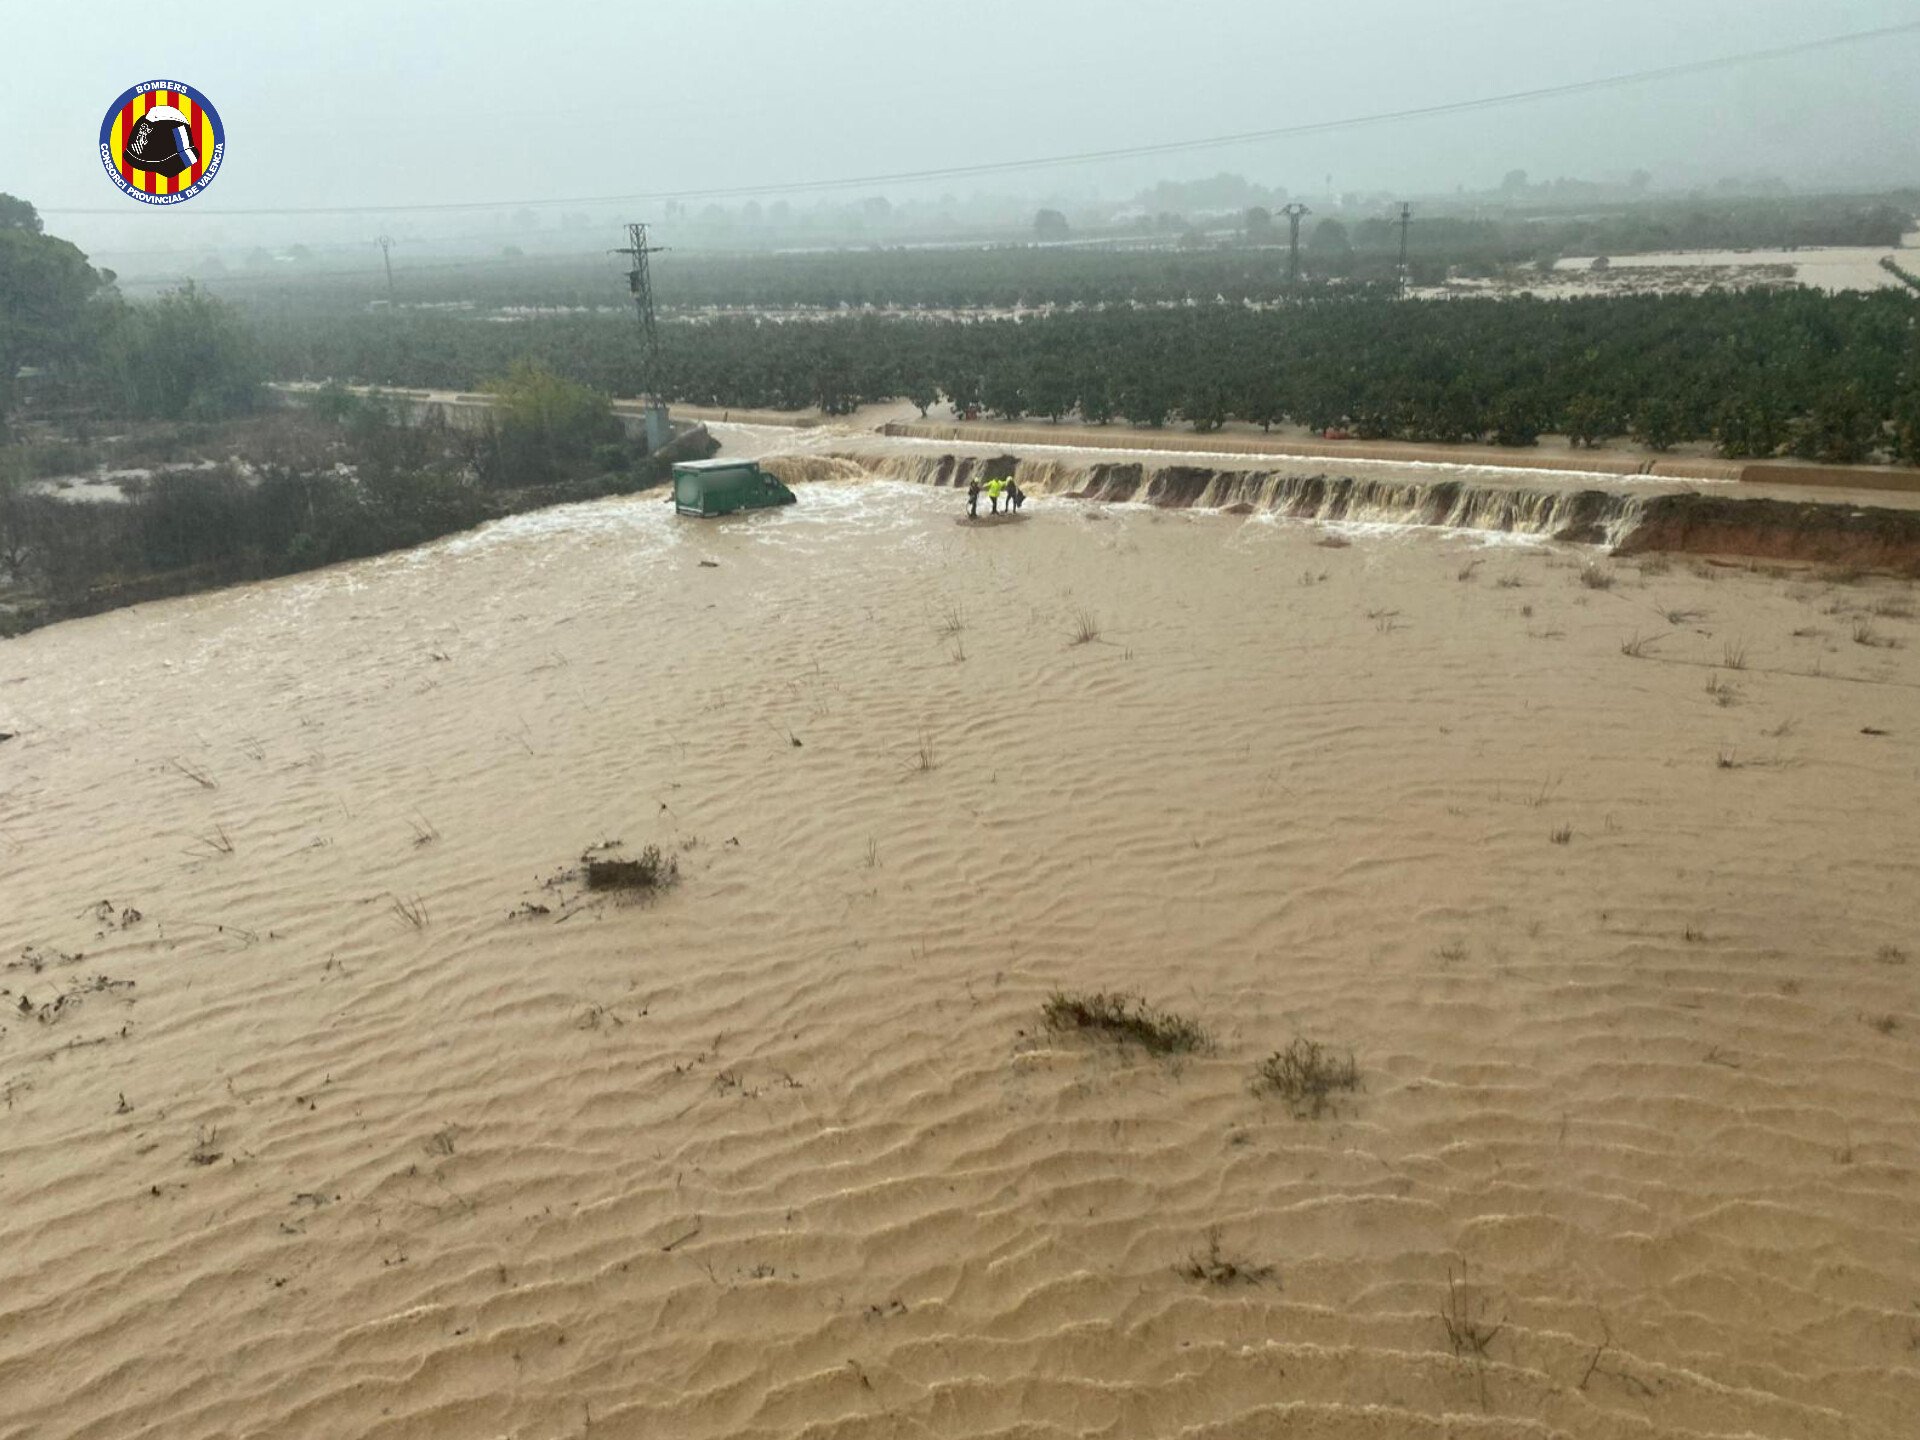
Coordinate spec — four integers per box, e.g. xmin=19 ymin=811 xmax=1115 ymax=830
xmin=14 ymin=0 xmax=1920 ymax=263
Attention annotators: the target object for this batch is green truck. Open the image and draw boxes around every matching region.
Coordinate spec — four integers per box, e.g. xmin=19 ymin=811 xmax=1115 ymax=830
xmin=671 ymin=459 xmax=798 ymax=517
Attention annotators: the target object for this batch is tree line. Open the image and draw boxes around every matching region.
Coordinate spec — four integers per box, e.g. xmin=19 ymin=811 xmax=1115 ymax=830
xmin=17 ymin=180 xmax=1912 ymax=472
xmin=2 ymin=194 xmax=685 ymax=631
xmin=1 ymin=199 xmax=264 ymax=439
xmin=256 ymin=288 xmax=1920 ymax=464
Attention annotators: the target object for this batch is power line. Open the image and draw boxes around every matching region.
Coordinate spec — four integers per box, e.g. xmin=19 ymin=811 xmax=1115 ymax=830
xmin=40 ymin=21 xmax=1920 ymax=219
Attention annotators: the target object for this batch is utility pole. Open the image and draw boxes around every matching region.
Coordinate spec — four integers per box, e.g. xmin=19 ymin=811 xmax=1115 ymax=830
xmin=376 ymin=234 xmax=396 ymax=306
xmin=614 ymin=222 xmax=672 ymax=451
xmin=1281 ymin=203 xmax=1311 ymax=286
xmin=1396 ymin=203 xmax=1411 ymax=298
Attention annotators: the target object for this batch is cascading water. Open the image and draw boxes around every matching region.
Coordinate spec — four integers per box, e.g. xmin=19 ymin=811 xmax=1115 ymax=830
xmin=760 ymin=450 xmax=1649 ymax=547
xmin=753 ymin=448 xmax=1920 ymax=567
xmin=755 ymin=455 xmax=881 ymax=486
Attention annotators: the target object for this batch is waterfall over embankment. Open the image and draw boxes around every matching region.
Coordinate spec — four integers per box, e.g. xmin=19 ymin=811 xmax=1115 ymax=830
xmin=755 ymin=450 xmax=1920 ymax=570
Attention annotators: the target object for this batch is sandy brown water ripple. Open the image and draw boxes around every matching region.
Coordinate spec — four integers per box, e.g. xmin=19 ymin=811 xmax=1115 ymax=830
xmin=2 ymin=480 xmax=1918 ymax=1438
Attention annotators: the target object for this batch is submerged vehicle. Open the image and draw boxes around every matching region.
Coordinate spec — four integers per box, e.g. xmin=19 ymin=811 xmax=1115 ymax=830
xmin=671 ymin=459 xmax=797 ymax=517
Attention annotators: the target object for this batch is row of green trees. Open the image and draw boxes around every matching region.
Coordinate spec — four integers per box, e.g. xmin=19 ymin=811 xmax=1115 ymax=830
xmin=9 ymin=185 xmax=1920 ymax=563
xmin=255 ymin=288 xmax=1920 ymax=464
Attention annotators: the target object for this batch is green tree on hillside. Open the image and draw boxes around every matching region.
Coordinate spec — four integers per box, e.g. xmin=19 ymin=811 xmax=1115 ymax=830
xmin=99 ymin=283 xmax=265 ymax=420
xmin=1033 ymin=209 xmax=1070 ymax=242
xmin=0 ymin=194 xmax=114 ymax=438
xmin=1894 ymin=388 xmax=1920 ymax=467
xmin=1894 ymin=334 xmax=1920 ymax=465
xmin=1077 ymin=367 xmax=1115 ymax=426
xmin=1307 ymin=218 xmax=1352 ymax=276
xmin=1790 ymin=384 xmax=1881 ymax=464
xmin=0 ymin=449 xmax=28 ymax=582
xmin=1631 ymin=397 xmax=1682 ymax=452
xmin=476 ymin=360 xmax=622 ymax=487
xmin=1563 ymin=393 xmax=1621 ymax=448
xmin=1713 ymin=398 xmax=1786 ymax=459
xmin=940 ymin=367 xmax=982 ymax=419
xmin=0 ymin=195 xmax=43 ymax=232
xmin=905 ymin=374 xmax=939 ymax=419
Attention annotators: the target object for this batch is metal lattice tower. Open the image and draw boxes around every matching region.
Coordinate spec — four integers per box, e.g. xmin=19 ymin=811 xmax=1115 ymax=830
xmin=614 ymin=222 xmax=675 ymax=451
xmin=1281 ymin=203 xmax=1311 ymax=286
xmin=615 ymin=222 xmax=667 ymax=398
xmin=1396 ymin=203 xmax=1412 ymax=297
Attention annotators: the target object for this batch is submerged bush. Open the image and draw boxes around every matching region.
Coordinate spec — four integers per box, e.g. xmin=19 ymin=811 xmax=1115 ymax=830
xmin=1041 ymin=991 xmax=1212 ymax=1055
xmin=1252 ymin=1038 xmax=1360 ymax=1117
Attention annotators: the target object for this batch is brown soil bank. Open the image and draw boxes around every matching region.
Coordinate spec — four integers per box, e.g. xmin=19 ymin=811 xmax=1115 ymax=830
xmin=765 ymin=450 xmax=1920 ymax=572
xmin=1616 ymin=492 xmax=1920 ymax=570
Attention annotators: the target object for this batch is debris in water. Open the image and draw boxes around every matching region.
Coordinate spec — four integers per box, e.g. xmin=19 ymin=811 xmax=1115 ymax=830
xmin=583 ymin=845 xmax=678 ymax=894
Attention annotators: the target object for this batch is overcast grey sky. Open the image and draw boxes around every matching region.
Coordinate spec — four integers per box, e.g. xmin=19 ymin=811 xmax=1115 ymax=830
xmin=12 ymin=0 xmax=1920 ymax=256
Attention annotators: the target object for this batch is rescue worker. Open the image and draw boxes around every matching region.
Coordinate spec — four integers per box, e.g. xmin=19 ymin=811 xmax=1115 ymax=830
xmin=967 ymin=478 xmax=981 ymax=517
xmin=1010 ymin=482 xmax=1026 ymax=513
xmin=986 ymin=477 xmax=1005 ymax=514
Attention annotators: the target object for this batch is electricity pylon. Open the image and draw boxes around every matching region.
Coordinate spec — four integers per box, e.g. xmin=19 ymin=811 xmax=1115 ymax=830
xmin=614 ymin=222 xmax=672 ymax=451
xmin=1281 ymin=203 xmax=1311 ymax=286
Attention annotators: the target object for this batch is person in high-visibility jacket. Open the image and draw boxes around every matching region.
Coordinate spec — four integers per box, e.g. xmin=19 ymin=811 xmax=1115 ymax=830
xmin=985 ymin=477 xmax=1006 ymax=514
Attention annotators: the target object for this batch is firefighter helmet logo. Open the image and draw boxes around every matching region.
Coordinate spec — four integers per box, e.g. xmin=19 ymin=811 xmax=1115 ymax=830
xmin=99 ymin=81 xmax=225 ymax=204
